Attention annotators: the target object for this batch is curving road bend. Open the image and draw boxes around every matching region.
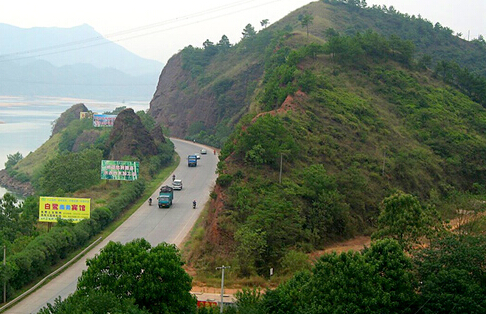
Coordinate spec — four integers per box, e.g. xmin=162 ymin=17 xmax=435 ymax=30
xmin=4 ymin=138 xmax=218 ymax=314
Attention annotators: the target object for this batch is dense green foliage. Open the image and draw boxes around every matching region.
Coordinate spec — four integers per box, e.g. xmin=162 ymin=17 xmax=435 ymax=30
xmin=38 ymin=291 xmax=150 ymax=314
xmin=40 ymin=239 xmax=196 ymax=314
xmin=0 ymin=193 xmax=37 ymax=246
xmin=372 ymin=191 xmax=442 ymax=248
xmin=414 ymin=234 xmax=486 ymax=313
xmin=225 ymin=235 xmax=486 ymax=314
xmin=4 ymin=152 xmax=29 ymax=183
xmin=38 ymin=149 xmax=103 ymax=195
xmin=79 ymin=239 xmax=196 ymax=313
xmin=4 ymin=152 xmax=23 ymax=170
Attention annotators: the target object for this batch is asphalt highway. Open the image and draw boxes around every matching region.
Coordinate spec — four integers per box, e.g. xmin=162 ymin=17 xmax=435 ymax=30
xmin=4 ymin=138 xmax=218 ymax=314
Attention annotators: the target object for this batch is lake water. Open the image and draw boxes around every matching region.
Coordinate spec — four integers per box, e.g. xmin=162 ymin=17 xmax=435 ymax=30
xmin=0 ymin=95 xmax=150 ymax=197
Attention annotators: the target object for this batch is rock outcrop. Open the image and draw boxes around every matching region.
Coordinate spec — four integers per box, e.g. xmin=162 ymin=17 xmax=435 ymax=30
xmin=148 ymin=52 xmax=263 ymax=138
xmin=0 ymin=169 xmax=35 ymax=196
xmin=51 ymin=103 xmax=89 ymax=136
xmin=108 ymin=108 xmax=158 ymax=160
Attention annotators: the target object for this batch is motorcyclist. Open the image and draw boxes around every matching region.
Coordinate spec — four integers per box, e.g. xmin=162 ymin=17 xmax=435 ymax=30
xmin=172 ymin=174 xmax=176 ymax=181
xmin=193 ymin=200 xmax=196 ymax=209
xmin=149 ymin=198 xmax=152 ymax=206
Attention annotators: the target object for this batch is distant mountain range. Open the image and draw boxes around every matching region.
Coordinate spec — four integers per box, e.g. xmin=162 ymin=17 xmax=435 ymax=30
xmin=0 ymin=23 xmax=164 ymax=100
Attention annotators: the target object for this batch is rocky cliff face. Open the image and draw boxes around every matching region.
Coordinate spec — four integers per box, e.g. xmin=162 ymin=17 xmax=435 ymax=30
xmin=51 ymin=103 xmax=89 ymax=136
xmin=108 ymin=108 xmax=158 ymax=160
xmin=148 ymin=52 xmax=264 ymax=140
xmin=148 ymin=54 xmax=217 ymax=138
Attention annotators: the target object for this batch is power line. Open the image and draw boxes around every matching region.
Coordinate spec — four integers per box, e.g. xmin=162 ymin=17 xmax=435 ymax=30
xmin=0 ymin=0 xmax=285 ymax=63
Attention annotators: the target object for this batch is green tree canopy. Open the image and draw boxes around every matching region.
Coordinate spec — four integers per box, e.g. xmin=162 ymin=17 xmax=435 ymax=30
xmin=372 ymin=191 xmax=441 ymax=248
xmin=260 ymin=19 xmax=269 ymax=28
xmin=39 ymin=148 xmax=103 ymax=195
xmin=38 ymin=290 xmax=149 ymax=314
xmin=76 ymin=238 xmax=196 ymax=314
xmin=261 ymin=239 xmax=416 ymax=314
xmin=242 ymin=23 xmax=256 ymax=39
xmin=4 ymin=152 xmax=23 ymax=169
xmin=234 ymin=114 xmax=298 ymax=167
xmin=299 ymin=13 xmax=314 ymax=38
xmin=217 ymin=35 xmax=231 ymax=50
xmin=0 ymin=193 xmax=37 ymax=243
xmin=413 ymin=234 xmax=486 ymax=313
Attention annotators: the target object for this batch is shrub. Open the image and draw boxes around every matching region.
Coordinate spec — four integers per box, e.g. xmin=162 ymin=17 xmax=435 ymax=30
xmin=217 ymin=174 xmax=233 ymax=187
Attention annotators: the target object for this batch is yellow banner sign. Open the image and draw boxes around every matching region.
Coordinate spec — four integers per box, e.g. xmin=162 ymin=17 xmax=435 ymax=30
xmin=39 ymin=197 xmax=91 ymax=223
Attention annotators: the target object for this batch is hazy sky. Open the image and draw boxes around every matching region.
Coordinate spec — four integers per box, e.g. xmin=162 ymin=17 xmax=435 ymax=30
xmin=0 ymin=0 xmax=485 ymax=64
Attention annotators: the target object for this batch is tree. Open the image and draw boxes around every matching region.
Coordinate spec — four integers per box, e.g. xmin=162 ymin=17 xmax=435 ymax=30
xmin=300 ymin=14 xmax=314 ymax=38
xmin=414 ymin=235 xmax=486 ymax=313
xmin=298 ymin=240 xmax=415 ymax=314
xmin=234 ymin=225 xmax=267 ymax=276
xmin=76 ymin=239 xmax=196 ymax=314
xmin=203 ymin=39 xmax=214 ymax=49
xmin=241 ymin=24 xmax=256 ymax=39
xmin=4 ymin=152 xmax=23 ymax=169
xmin=260 ymin=19 xmax=269 ymax=28
xmin=235 ymin=114 xmax=298 ymax=167
xmin=39 ymin=149 xmax=103 ymax=195
xmin=217 ymin=35 xmax=231 ymax=50
xmin=418 ymin=269 xmax=486 ymax=314
xmin=372 ymin=191 xmax=441 ymax=248
xmin=202 ymin=39 xmax=218 ymax=57
xmin=38 ymin=290 xmax=149 ymax=314
xmin=0 ymin=193 xmax=26 ymax=242
xmin=261 ymin=239 xmax=416 ymax=314
xmin=300 ymin=165 xmax=351 ymax=243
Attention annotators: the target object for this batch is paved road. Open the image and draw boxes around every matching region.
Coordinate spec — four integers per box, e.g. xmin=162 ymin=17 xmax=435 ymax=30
xmin=4 ymin=138 xmax=218 ymax=314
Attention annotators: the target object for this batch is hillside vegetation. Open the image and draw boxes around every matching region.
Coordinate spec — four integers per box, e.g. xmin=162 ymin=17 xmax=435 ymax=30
xmin=0 ymin=105 xmax=174 ymax=300
xmin=150 ymin=0 xmax=486 ymax=147
xmin=1 ymin=0 xmax=486 ymax=312
xmin=173 ymin=0 xmax=486 ymax=279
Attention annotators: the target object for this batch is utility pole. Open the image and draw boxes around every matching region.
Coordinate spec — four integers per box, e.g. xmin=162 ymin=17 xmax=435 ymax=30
xmin=216 ymin=265 xmax=230 ymax=313
xmin=3 ymin=245 xmax=6 ymax=304
xmin=382 ymin=149 xmax=386 ymax=176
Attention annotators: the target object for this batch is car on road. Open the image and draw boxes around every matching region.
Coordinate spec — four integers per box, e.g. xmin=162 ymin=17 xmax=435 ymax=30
xmin=200 ymin=149 xmax=207 ymax=154
xmin=173 ymin=179 xmax=183 ymax=190
xmin=194 ymin=153 xmax=201 ymax=159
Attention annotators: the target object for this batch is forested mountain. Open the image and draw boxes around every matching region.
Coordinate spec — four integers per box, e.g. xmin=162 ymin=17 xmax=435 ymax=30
xmin=148 ymin=0 xmax=486 ymax=278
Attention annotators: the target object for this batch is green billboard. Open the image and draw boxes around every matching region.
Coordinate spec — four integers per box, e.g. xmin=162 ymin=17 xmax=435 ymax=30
xmin=101 ymin=160 xmax=139 ymax=181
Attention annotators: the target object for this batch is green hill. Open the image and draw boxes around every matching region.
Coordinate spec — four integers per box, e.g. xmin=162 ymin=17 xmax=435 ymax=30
xmin=148 ymin=1 xmax=486 ymax=277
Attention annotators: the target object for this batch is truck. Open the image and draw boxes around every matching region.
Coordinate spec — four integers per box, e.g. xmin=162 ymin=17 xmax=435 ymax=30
xmin=188 ymin=154 xmax=197 ymax=167
xmin=158 ymin=185 xmax=174 ymax=208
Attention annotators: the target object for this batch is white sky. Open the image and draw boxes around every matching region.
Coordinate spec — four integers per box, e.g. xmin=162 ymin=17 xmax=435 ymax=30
xmin=0 ymin=0 xmax=485 ymax=64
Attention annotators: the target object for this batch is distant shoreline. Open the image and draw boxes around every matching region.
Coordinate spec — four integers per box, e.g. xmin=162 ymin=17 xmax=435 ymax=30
xmin=0 ymin=169 xmax=35 ymax=197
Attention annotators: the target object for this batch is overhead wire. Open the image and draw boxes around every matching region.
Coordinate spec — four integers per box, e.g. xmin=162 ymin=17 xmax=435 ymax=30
xmin=0 ymin=0 xmax=286 ymax=63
